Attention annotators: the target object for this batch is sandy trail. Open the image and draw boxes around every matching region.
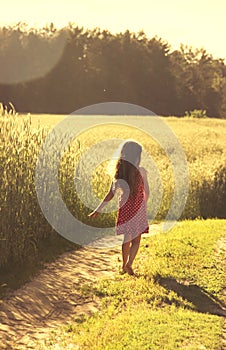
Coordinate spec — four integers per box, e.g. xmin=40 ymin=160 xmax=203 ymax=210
xmin=0 ymin=247 xmax=120 ymax=349
xmin=0 ymin=225 xmax=162 ymax=350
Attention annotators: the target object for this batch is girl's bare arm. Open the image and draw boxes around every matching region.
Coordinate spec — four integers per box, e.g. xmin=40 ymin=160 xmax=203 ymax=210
xmin=88 ymin=182 xmax=115 ymax=218
xmin=139 ymin=167 xmax=149 ymax=202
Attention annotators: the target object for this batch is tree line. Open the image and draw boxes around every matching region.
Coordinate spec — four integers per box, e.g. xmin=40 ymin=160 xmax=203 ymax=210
xmin=0 ymin=23 xmax=226 ymax=117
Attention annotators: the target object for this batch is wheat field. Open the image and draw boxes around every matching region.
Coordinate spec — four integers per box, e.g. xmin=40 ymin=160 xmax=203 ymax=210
xmin=1 ymin=105 xmax=225 ymax=268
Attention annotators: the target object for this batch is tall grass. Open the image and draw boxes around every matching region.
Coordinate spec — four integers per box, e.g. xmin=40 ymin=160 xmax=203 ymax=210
xmin=0 ymin=106 xmax=226 ymax=269
xmin=0 ymin=105 xmax=65 ymax=268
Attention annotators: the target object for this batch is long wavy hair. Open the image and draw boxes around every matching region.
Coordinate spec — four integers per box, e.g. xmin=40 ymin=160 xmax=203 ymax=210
xmin=114 ymin=141 xmax=142 ymax=195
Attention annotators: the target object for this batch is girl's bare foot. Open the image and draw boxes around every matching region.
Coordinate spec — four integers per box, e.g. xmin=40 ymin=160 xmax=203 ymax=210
xmin=122 ymin=265 xmax=127 ymax=274
xmin=123 ymin=265 xmax=134 ymax=275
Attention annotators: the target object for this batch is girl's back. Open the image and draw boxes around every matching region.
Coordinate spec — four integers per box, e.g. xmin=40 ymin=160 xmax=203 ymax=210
xmin=116 ymin=167 xmax=148 ymax=236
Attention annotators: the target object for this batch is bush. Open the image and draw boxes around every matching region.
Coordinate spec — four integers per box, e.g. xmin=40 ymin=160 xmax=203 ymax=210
xmin=185 ymin=109 xmax=207 ymax=118
xmin=200 ymin=165 xmax=226 ymax=218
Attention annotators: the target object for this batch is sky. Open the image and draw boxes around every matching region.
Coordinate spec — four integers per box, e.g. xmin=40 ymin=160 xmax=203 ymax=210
xmin=1 ymin=0 xmax=226 ymax=60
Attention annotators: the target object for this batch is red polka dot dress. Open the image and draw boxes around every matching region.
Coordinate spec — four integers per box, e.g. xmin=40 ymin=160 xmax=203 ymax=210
xmin=115 ymin=169 xmax=149 ymax=238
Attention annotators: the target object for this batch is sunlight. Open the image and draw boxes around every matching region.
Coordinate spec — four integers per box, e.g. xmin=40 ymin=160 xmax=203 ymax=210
xmin=0 ymin=0 xmax=225 ymax=59
xmin=105 ymin=158 xmax=117 ymax=177
xmin=105 ymin=145 xmax=122 ymax=177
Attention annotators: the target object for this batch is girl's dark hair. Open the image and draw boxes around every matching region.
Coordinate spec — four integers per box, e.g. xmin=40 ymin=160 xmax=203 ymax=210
xmin=114 ymin=141 xmax=142 ymax=194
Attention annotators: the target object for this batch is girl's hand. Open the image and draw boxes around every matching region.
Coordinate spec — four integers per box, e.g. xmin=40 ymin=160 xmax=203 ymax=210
xmin=88 ymin=183 xmax=115 ymax=219
xmin=88 ymin=211 xmax=99 ymax=219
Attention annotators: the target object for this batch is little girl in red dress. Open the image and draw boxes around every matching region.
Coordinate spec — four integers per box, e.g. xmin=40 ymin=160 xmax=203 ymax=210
xmin=88 ymin=141 xmax=149 ymax=275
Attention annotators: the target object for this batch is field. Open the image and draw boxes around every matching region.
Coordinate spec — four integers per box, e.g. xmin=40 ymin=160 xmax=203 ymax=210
xmin=1 ymin=108 xmax=226 ymax=267
xmin=35 ymin=113 xmax=226 ymax=225
xmin=1 ymin=108 xmax=226 ymax=348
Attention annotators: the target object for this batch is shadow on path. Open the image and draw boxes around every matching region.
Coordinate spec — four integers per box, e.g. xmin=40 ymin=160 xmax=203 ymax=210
xmin=0 ymin=246 xmax=120 ymax=349
xmin=156 ymin=275 xmax=226 ymax=317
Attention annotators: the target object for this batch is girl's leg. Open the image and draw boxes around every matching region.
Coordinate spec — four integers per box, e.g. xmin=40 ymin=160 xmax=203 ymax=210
xmin=126 ymin=234 xmax=141 ymax=269
xmin=122 ymin=240 xmax=131 ymax=270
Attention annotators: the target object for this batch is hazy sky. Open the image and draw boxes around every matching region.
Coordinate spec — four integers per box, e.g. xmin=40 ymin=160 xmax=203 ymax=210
xmin=1 ymin=0 xmax=226 ymax=59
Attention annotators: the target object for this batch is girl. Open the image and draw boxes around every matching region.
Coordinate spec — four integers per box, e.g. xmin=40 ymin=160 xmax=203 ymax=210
xmin=88 ymin=141 xmax=149 ymax=275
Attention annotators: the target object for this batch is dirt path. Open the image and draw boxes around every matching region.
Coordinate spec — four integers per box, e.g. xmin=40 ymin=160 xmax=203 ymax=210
xmin=0 ymin=246 xmax=120 ymax=350
xmin=0 ymin=225 xmax=163 ymax=350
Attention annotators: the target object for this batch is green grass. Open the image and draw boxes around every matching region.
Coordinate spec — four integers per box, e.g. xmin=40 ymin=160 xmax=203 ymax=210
xmin=44 ymin=307 xmax=222 ymax=350
xmin=36 ymin=219 xmax=226 ymax=350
